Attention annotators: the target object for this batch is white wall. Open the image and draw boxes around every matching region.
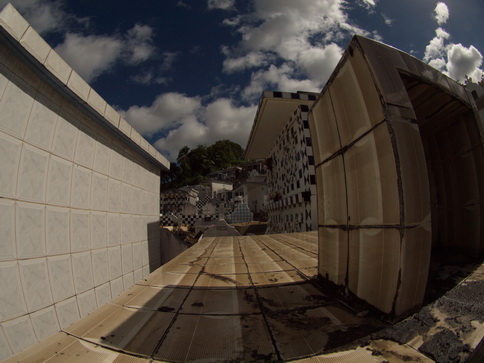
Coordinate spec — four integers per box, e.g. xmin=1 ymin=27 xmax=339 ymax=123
xmin=0 ymin=4 xmax=167 ymax=358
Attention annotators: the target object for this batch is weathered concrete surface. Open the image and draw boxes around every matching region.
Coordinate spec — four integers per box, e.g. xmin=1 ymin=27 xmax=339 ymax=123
xmin=159 ymin=228 xmax=190 ymax=265
xmin=6 ymin=232 xmax=483 ymax=362
xmin=370 ymin=263 xmax=484 ymax=362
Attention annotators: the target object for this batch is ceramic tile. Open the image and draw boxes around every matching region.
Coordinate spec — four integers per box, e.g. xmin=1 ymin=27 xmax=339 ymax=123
xmin=120 ymin=214 xmax=131 ymax=244
xmin=0 ymin=76 xmax=34 ymax=138
xmin=0 ymin=326 xmax=13 ymax=360
xmin=109 ymin=148 xmax=124 ymax=181
xmin=19 ymin=258 xmax=53 ymax=312
xmin=2 ymin=316 xmax=37 ymax=354
xmin=46 ymin=155 xmax=72 ymax=206
xmin=70 ymin=209 xmax=90 ymax=253
xmin=55 ymin=297 xmax=80 ymax=330
xmin=357 ymin=37 xmax=413 ymax=109
xmin=123 ymin=272 xmax=134 ymax=290
xmin=133 ymin=268 xmax=143 ymax=283
xmin=108 ymin=178 xmax=121 ymax=212
xmin=107 ymin=213 xmax=121 ymax=246
xmin=392 ymin=118 xmax=431 ymax=225
xmin=0 ymin=132 xmax=21 ymax=198
xmin=74 ymin=127 xmax=96 ymax=169
xmin=122 ymin=244 xmax=133 ymax=274
xmin=16 ymin=201 xmax=45 ymax=258
xmin=318 ymin=227 xmax=348 ymax=285
xmin=108 ymin=246 xmax=123 ymax=280
xmin=24 ymin=94 xmax=59 ymax=152
xmin=308 ymin=92 xmax=341 ymax=165
xmin=77 ymin=289 xmax=97 ymax=318
xmin=17 ymin=143 xmax=49 ymax=202
xmin=87 ymin=88 xmax=106 ymax=117
xmin=0 ymin=199 xmax=16 ymax=261
xmin=344 ymin=125 xmax=400 ymax=225
xmin=29 ymin=306 xmax=60 ymax=342
xmin=130 ymin=127 xmax=141 ymax=146
xmin=349 ymin=228 xmax=400 ymax=314
xmin=396 ymin=227 xmax=431 ymax=315
xmin=121 ymin=183 xmax=132 ymax=213
xmin=92 ymin=249 xmax=109 ymax=286
xmin=44 ymin=49 xmax=72 ymax=84
xmin=110 ymin=276 xmax=124 ymax=298
xmin=0 ymin=60 xmax=10 ymax=95
xmin=0 ymin=4 xmax=29 ymax=41
xmin=132 ymin=215 xmax=142 ymax=243
xmin=66 ymin=70 xmax=90 ymax=102
xmin=0 ymin=261 xmax=27 ymax=321
xmin=45 ymin=206 xmax=70 ymax=255
xmin=141 ymin=240 xmax=149 ymax=267
xmin=71 ymin=165 xmax=92 ymax=209
xmin=93 ymin=135 xmax=111 ymax=174
xmin=329 ymin=61 xmax=373 ymax=147
xmin=95 ymin=283 xmax=112 ymax=307
xmin=91 ymin=211 xmax=107 ymax=249
xmin=90 ymin=172 xmax=108 ymax=211
xmin=349 ymin=46 xmax=385 ymax=125
xmin=72 ymin=251 xmax=94 ymax=294
xmin=51 ymin=113 xmax=78 ymax=160
xmin=47 ymin=255 xmax=75 ymax=303
xmin=316 ymin=155 xmax=347 ymax=225
xmin=155 ymin=314 xmax=244 ymax=362
xmin=118 ymin=117 xmax=132 ymax=138
xmin=103 ymin=104 xmax=120 ymax=127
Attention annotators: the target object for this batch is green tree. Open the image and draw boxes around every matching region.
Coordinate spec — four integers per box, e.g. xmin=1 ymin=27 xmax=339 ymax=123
xmin=161 ymin=140 xmax=245 ymax=190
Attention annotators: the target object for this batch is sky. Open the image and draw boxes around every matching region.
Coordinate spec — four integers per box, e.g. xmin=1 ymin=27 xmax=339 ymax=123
xmin=2 ymin=0 xmax=483 ymax=161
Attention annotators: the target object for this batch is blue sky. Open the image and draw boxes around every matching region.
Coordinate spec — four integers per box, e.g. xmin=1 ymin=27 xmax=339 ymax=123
xmin=2 ymin=0 xmax=483 ymax=161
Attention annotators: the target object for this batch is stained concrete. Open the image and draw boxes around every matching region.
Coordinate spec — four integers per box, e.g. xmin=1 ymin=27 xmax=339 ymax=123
xmin=6 ymin=232 xmax=483 ymax=362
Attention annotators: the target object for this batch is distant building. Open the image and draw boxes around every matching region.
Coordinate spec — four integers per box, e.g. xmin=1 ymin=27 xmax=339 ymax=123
xmin=232 ymin=169 xmax=267 ymax=219
xmin=160 ymin=187 xmax=198 ymax=216
xmin=246 ymin=35 xmax=484 ymax=317
xmin=245 ymin=91 xmax=319 ymax=233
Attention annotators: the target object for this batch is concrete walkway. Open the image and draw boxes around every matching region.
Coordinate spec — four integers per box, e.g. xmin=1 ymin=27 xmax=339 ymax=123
xmin=6 ymin=232 xmax=437 ymax=362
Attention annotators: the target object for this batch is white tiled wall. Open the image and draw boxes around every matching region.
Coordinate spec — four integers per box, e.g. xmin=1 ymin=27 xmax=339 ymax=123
xmin=0 ymin=6 xmax=163 ymax=358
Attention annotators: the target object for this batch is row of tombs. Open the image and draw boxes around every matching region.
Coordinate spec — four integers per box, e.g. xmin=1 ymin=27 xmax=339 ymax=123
xmin=0 ymin=2 xmax=483 ymax=359
xmin=246 ymin=36 xmax=484 ymax=316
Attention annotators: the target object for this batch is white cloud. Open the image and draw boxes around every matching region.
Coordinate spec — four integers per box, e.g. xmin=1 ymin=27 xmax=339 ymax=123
xmin=154 ymin=117 xmax=207 ymax=161
xmin=55 ymin=33 xmax=123 ymax=82
xmin=222 ymin=51 xmax=271 ymax=73
xmin=220 ymin=0 xmax=377 ymax=100
xmin=125 ymin=24 xmax=155 ymax=65
xmin=160 ymin=51 xmax=179 ymax=71
xmin=242 ymin=63 xmax=321 ymax=100
xmin=446 ymin=44 xmax=483 ymax=83
xmin=153 ymin=98 xmax=256 ymax=161
xmin=131 ymin=72 xmax=168 ymax=85
xmin=0 ymin=0 xmax=87 ymax=34
xmin=422 ymin=5 xmax=483 ymax=83
xmin=122 ymin=92 xmax=202 ymax=137
xmin=357 ymin=0 xmax=378 ymax=11
xmin=428 ymin=58 xmax=446 ymax=72
xmin=204 ymin=99 xmax=257 ymax=144
xmin=424 ymin=27 xmax=449 ymax=62
xmin=382 ymin=14 xmax=394 ymax=26
xmin=208 ymin=0 xmax=235 ymax=10
xmin=434 ymin=2 xmax=449 ymax=25
xmin=54 ymin=24 xmax=157 ymax=82
xmin=297 ymin=43 xmax=343 ymax=83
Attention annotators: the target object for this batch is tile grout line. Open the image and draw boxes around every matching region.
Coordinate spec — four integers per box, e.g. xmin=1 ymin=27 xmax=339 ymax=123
xmin=251 ymin=235 xmax=314 ymax=282
xmin=236 ymin=236 xmax=282 ymax=361
xmin=149 ymin=238 xmax=219 ymax=360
